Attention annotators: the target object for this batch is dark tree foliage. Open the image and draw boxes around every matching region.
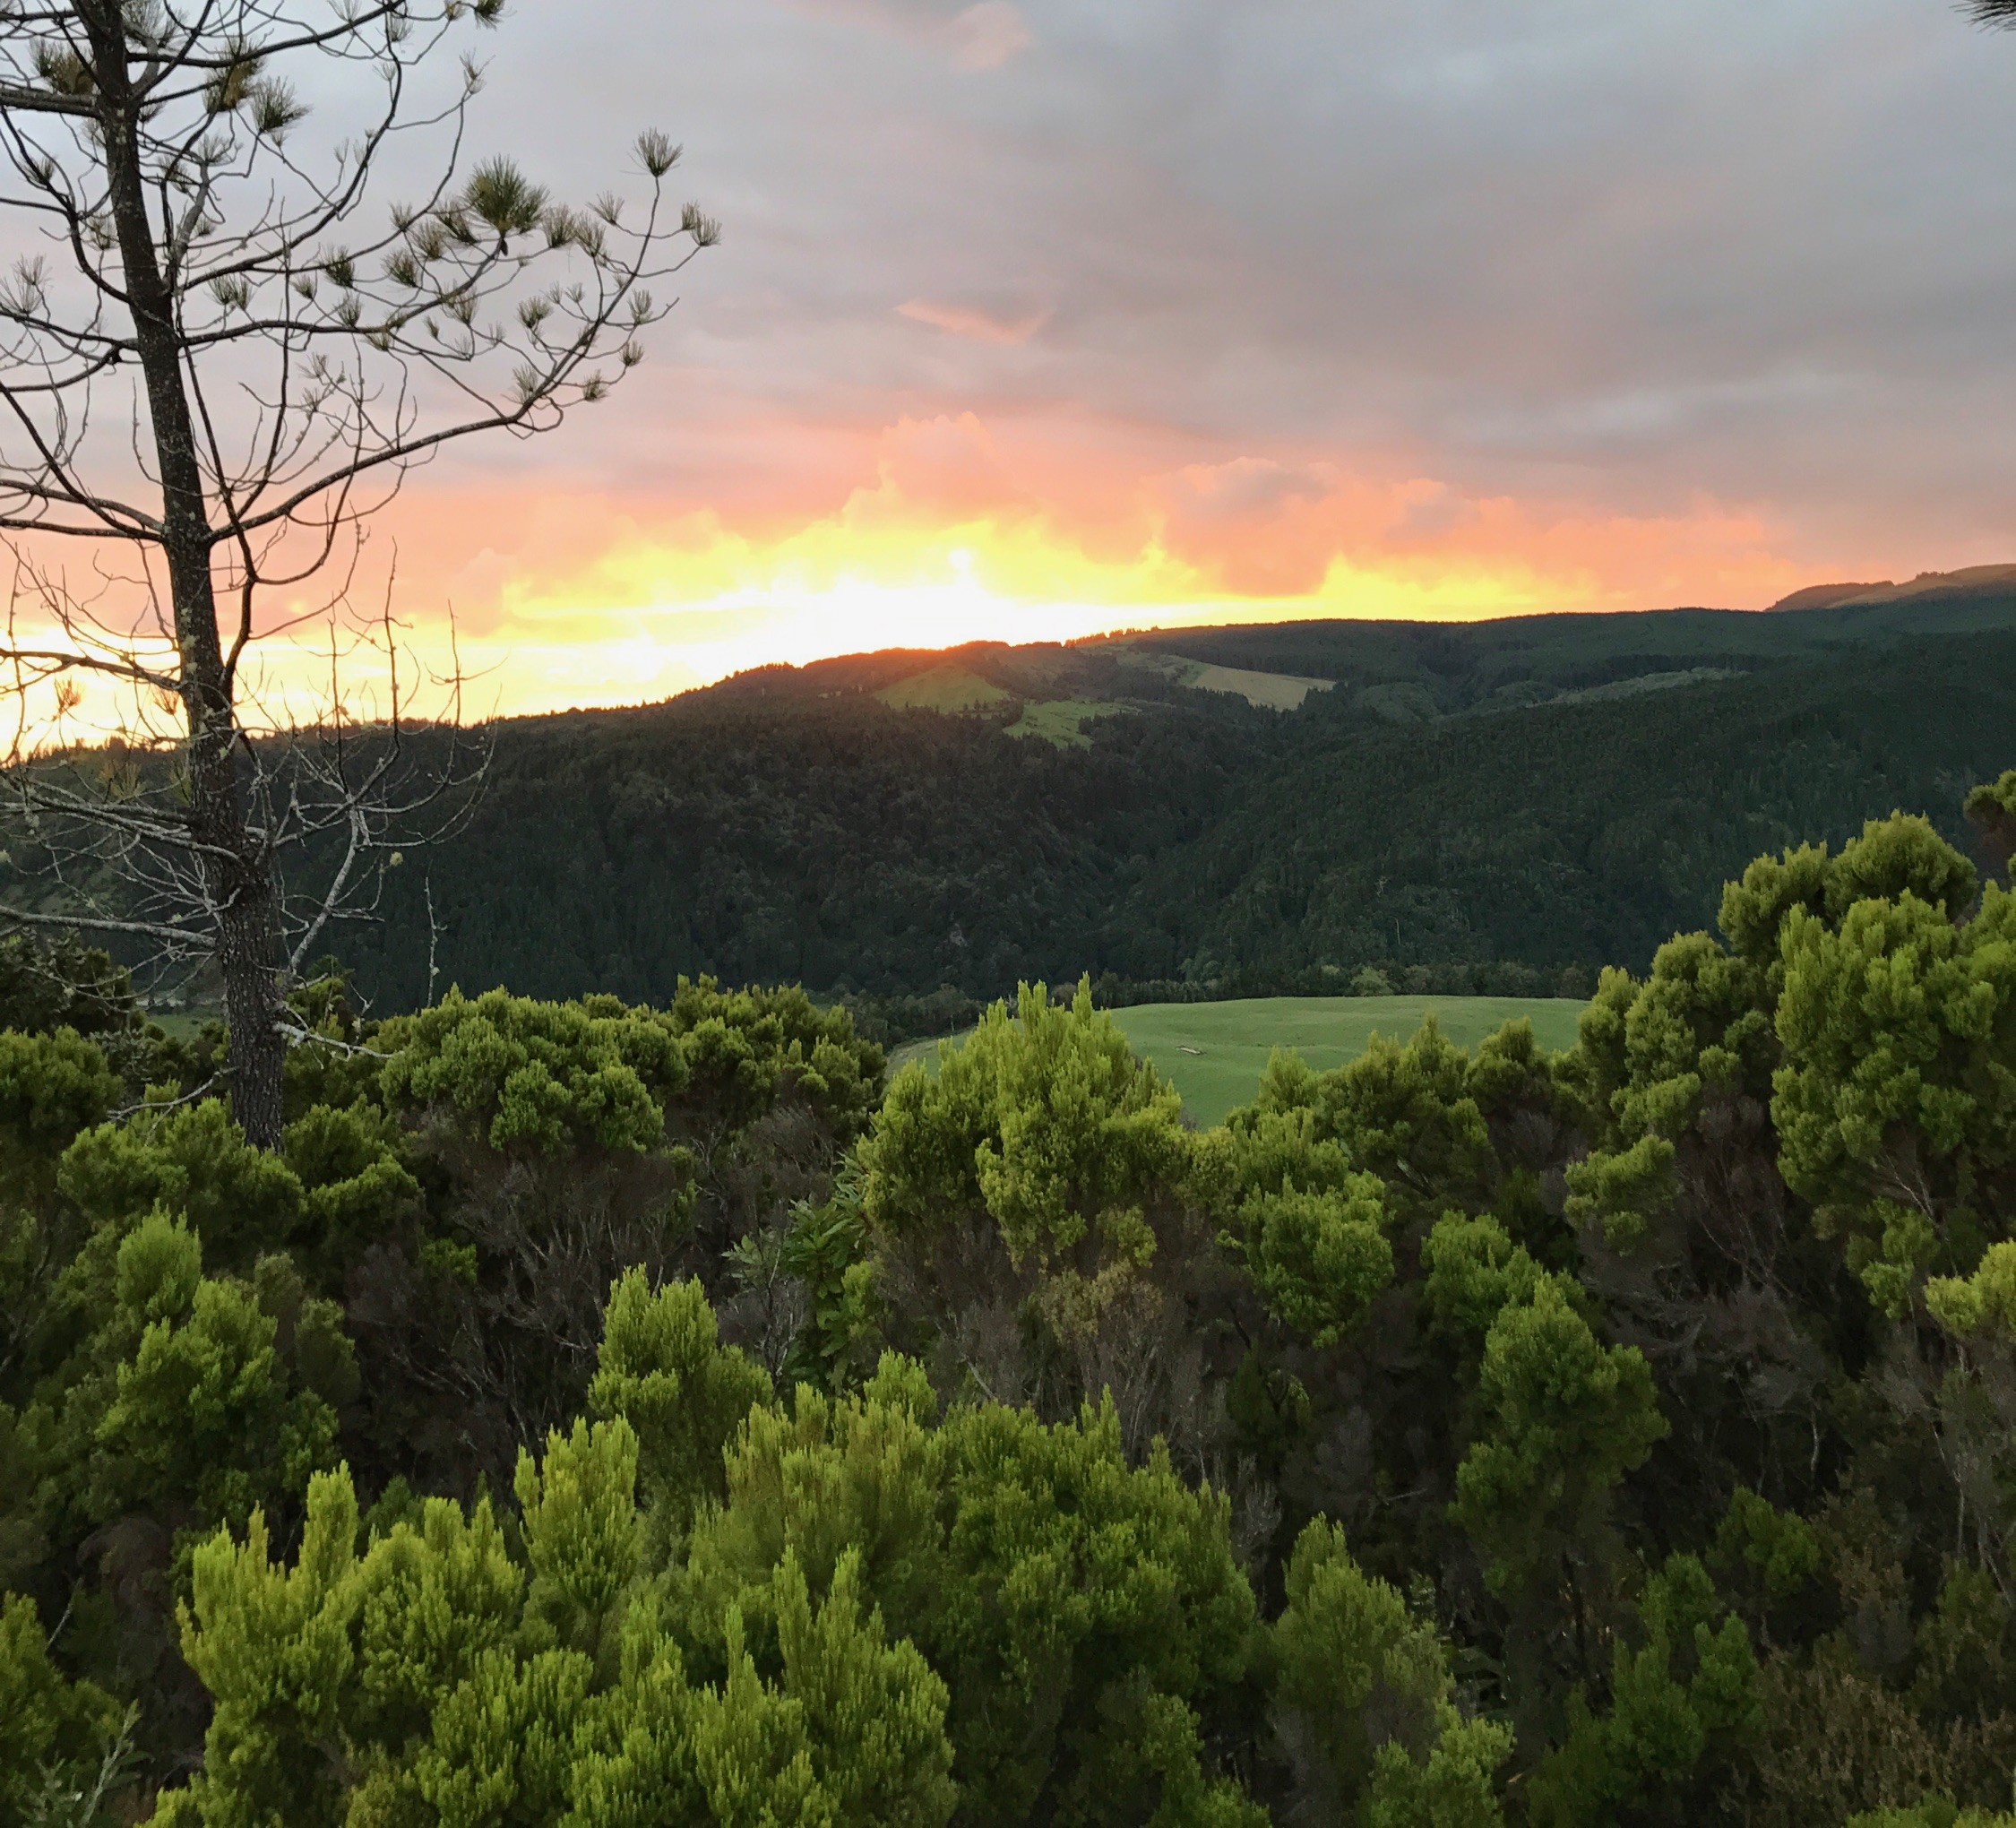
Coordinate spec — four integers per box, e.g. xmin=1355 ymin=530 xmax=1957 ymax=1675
xmin=1142 ymin=634 xmax=2016 ymax=984
xmin=340 ymin=686 xmax=1292 ymax=1006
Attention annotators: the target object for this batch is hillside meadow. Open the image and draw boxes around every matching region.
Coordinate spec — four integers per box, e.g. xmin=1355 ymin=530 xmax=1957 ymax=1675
xmin=892 ymin=992 xmax=1589 ymax=1123
xmin=1112 ymin=994 xmax=1589 ymax=1122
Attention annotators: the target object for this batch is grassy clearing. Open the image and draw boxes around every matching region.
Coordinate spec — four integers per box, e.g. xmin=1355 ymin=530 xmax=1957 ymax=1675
xmin=1112 ymin=647 xmax=1334 ymax=710
xmin=1184 ymin=661 xmax=1334 ymax=711
xmin=889 ymin=993 xmax=1588 ymax=1125
xmin=1004 ymin=700 xmax=1126 ymax=747
xmin=1553 ymin=666 xmax=1742 ymax=704
xmin=876 ymin=665 xmax=1010 ymax=711
xmin=1113 ymin=996 xmax=1586 ymax=1123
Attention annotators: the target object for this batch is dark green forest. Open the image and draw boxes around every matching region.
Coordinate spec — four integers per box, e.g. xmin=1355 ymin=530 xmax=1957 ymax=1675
xmin=332 ymin=595 xmax=2016 ymax=1022
xmin=7 ymin=778 xmax=2016 ymax=1824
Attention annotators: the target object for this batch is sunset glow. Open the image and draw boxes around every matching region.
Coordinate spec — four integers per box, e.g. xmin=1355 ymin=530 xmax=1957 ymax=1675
xmin=185 ymin=418 xmax=1818 ymax=721
xmin=0 ymin=448 xmax=1873 ymax=737
xmin=30 ymin=0 xmax=2016 ymax=729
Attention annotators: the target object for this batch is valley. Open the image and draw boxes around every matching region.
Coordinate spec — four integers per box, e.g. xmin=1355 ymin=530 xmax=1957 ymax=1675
xmin=324 ymin=569 xmax=2016 ymax=1022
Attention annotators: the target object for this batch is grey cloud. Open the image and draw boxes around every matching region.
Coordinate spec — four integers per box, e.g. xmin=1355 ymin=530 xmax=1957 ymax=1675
xmin=435 ymin=0 xmax=2016 ymax=580
xmin=780 ymin=0 xmax=1033 ymax=68
xmin=897 ymin=297 xmax=1050 ymax=341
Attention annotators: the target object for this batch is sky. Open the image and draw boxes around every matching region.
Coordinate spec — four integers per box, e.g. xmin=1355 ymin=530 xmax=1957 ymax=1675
xmin=56 ymin=0 xmax=2016 ymax=720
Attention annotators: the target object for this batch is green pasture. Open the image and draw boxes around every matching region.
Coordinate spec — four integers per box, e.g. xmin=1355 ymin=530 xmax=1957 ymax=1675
xmin=1004 ymin=699 xmax=1126 ymax=746
xmin=1181 ymin=660 xmax=1334 ymax=711
xmin=874 ymin=664 xmax=1008 ymax=711
xmin=889 ymin=993 xmax=1589 ymax=1125
xmin=1114 ymin=645 xmax=1334 ymax=711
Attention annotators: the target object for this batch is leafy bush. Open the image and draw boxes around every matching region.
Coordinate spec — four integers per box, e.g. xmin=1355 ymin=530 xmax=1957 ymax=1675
xmin=4 ymin=786 xmax=2016 ymax=1823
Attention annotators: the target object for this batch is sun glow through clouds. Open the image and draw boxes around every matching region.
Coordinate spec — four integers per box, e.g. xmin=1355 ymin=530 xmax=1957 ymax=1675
xmin=5 ymin=413 xmax=1828 ymax=745
xmin=369 ymin=479 xmax=1805 ymax=720
xmin=9 ymin=494 xmax=1814 ymax=746
xmin=313 ymin=404 xmax=1822 ymax=719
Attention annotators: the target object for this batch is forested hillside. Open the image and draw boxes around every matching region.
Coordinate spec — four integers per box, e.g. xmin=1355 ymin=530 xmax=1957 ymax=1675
xmin=7 ymin=787 xmax=2016 ymax=1824
xmin=1130 ymin=632 xmax=2016 ymax=985
xmin=333 ymin=597 xmax=2016 ymax=1018
xmin=1120 ymin=564 xmax=2016 ymax=709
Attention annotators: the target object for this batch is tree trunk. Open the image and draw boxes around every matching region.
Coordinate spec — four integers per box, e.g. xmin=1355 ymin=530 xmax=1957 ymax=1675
xmin=83 ymin=3 xmax=286 ymax=1146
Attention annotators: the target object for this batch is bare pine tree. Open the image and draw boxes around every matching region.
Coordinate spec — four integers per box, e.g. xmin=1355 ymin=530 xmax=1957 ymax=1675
xmin=0 ymin=0 xmax=710 ymax=1143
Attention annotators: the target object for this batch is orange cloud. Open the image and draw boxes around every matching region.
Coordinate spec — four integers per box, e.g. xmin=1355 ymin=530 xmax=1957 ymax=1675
xmin=13 ymin=409 xmax=1820 ymax=732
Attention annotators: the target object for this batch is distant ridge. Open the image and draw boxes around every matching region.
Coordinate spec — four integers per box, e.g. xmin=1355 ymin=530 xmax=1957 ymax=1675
xmin=1769 ymin=581 xmax=1895 ymax=613
xmin=1770 ymin=563 xmax=2016 ymax=614
xmin=683 ymin=582 xmax=2016 ymax=728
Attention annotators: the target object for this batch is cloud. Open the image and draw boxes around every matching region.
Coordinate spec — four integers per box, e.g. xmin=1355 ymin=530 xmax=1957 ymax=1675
xmin=1137 ymin=453 xmax=1798 ymax=606
xmin=940 ymin=3 xmax=1033 ymax=70
xmin=847 ymin=412 xmax=1031 ymax=522
xmin=244 ymin=0 xmax=2016 ymax=711
xmin=897 ymin=297 xmax=1049 ymax=342
xmin=781 ymin=0 xmax=1032 ymax=69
